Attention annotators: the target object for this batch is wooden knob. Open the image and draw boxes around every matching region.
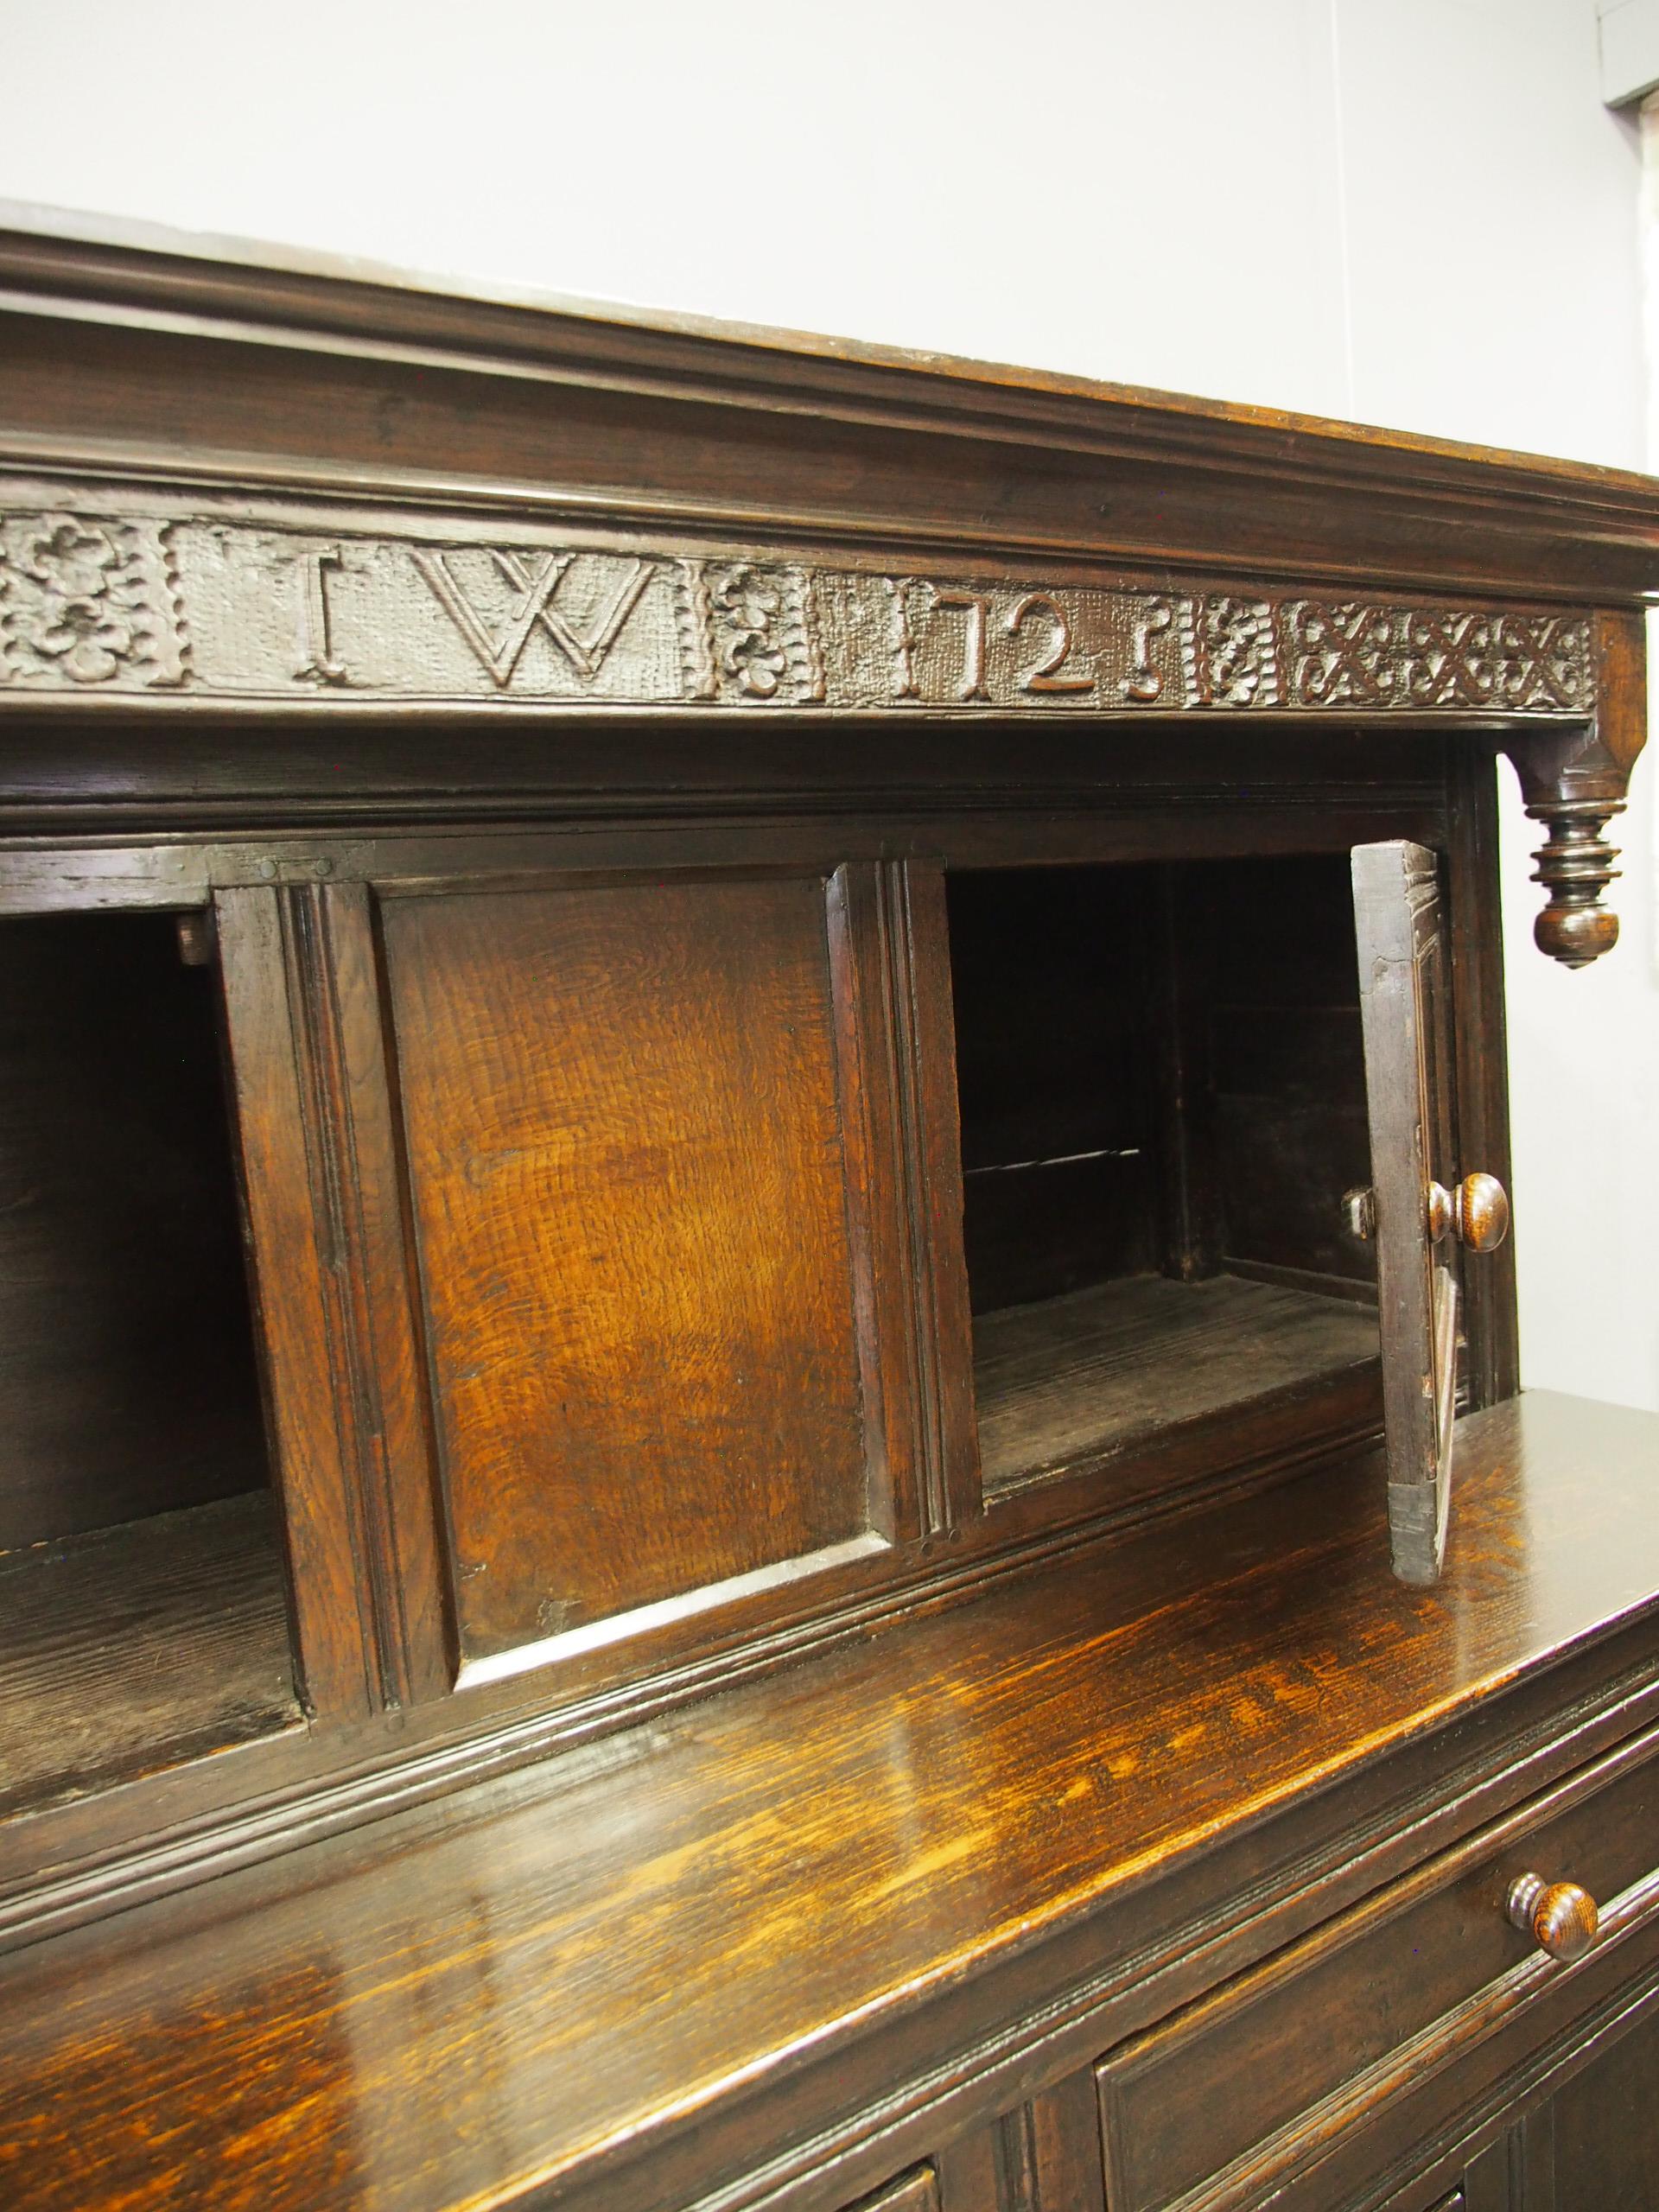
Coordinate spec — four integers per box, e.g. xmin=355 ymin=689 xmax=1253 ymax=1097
xmin=1453 ymin=1172 xmax=1509 ymax=1253
xmin=1506 ymin=1872 xmax=1599 ymax=1962
xmin=1427 ymin=1173 xmax=1510 ymax=1253
xmin=1339 ymin=1186 xmax=1376 ymax=1243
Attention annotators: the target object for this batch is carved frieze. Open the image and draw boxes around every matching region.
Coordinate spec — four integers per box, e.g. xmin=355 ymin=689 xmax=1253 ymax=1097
xmin=0 ymin=513 xmax=189 ymax=691
xmin=0 ymin=499 xmax=1595 ymax=716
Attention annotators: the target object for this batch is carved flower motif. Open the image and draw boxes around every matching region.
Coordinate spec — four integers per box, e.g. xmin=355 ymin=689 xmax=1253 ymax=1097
xmin=1205 ymin=596 xmax=1268 ymax=704
xmin=723 ymin=630 xmax=789 ymax=698
xmin=24 ymin=518 xmax=118 ymax=600
xmin=31 ymin=598 xmax=133 ymax=683
xmin=713 ymin=565 xmax=781 ymax=635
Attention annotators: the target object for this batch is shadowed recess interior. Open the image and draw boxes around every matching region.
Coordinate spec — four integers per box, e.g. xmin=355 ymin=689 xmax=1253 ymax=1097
xmin=0 ymin=912 xmax=298 ymax=1814
xmin=948 ymin=856 xmax=1382 ymax=1496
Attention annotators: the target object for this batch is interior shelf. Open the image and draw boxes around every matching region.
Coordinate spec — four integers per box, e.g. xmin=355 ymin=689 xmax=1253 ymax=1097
xmin=0 ymin=1491 xmax=300 ymax=1818
xmin=973 ymin=1272 xmax=1380 ymax=1494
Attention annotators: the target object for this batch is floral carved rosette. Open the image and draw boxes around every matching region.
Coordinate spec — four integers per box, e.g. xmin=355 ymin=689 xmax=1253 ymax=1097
xmin=709 ymin=564 xmax=790 ymax=698
xmin=0 ymin=512 xmax=188 ymax=690
xmin=1202 ymin=596 xmax=1277 ymax=705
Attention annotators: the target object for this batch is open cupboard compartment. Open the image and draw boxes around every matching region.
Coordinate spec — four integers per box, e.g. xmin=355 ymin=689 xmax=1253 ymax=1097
xmin=949 ymin=852 xmax=1385 ymax=1507
xmin=0 ymin=823 xmax=1501 ymax=1834
xmin=0 ymin=908 xmax=300 ymax=1819
xmin=946 ymin=835 xmax=1503 ymax=1581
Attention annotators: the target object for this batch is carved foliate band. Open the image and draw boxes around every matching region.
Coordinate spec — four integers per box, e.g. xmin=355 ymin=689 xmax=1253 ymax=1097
xmin=0 ymin=503 xmax=1593 ymax=716
xmin=0 ymin=497 xmax=1626 ymax=965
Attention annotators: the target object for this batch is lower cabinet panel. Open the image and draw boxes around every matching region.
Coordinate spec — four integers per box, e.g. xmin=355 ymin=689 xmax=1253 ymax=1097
xmin=1550 ymin=1999 xmax=1659 ymax=2212
xmin=1096 ymin=1731 xmax=1659 ymax=2212
xmin=937 ymin=2075 xmax=1105 ymax=2212
xmin=838 ymin=2075 xmax=1105 ymax=2212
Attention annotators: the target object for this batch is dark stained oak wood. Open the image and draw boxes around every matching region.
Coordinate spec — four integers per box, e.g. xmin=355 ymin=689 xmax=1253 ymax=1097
xmin=0 ymin=728 xmax=1456 ymax=854
xmin=831 ymin=860 xmax=981 ymax=1540
xmin=1550 ymin=2001 xmax=1659 ymax=2209
xmin=380 ymin=870 xmax=885 ymax=1668
xmin=0 ymin=796 xmax=1441 ymax=1950
xmin=1 ymin=1393 xmax=1657 ymax=2212
xmin=213 ymin=887 xmax=388 ymax=1722
xmin=0 ymin=220 xmax=1649 ymax=954
xmin=0 ymin=1492 xmax=299 ymax=1817
xmin=843 ymin=2170 xmax=939 ymax=2212
xmin=0 ymin=223 xmax=1653 ymax=2212
xmin=971 ymin=1271 xmax=1379 ymax=1493
xmin=291 ymin=881 xmax=454 ymax=1711
xmin=1354 ymin=840 xmax=1462 ymax=1585
xmin=1023 ymin=2072 xmax=1110 ymax=2211
xmin=3 ymin=212 xmax=1659 ymax=609
xmin=1504 ymin=616 xmax=1649 ymax=969
xmin=1096 ymin=1727 xmax=1659 ymax=2211
xmin=1446 ymin=744 xmax=1520 ymax=1410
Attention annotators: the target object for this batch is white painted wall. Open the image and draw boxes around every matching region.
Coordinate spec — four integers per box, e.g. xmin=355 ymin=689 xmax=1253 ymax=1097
xmin=1 ymin=0 xmax=1655 ymax=1408
xmin=1601 ymin=0 xmax=1659 ymax=102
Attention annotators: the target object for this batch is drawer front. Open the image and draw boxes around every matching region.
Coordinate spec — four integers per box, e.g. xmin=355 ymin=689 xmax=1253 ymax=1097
xmin=1096 ymin=1728 xmax=1659 ymax=2212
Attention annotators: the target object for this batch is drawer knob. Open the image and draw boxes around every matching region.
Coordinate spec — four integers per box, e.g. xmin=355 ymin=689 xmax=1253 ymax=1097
xmin=1427 ymin=1172 xmax=1510 ymax=1253
xmin=1506 ymin=1872 xmax=1599 ymax=1962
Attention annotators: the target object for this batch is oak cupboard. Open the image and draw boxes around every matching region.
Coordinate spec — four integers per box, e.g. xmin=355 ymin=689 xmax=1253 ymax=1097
xmin=0 ymin=216 xmax=1656 ymax=2211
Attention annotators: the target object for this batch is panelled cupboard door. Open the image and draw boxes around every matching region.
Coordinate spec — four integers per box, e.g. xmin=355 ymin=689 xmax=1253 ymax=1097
xmin=1351 ymin=841 xmax=1509 ymax=1586
xmin=375 ymin=859 xmax=969 ymax=1686
xmin=836 ymin=2073 xmax=1106 ymax=2212
xmin=1548 ymin=2002 xmax=1659 ymax=2210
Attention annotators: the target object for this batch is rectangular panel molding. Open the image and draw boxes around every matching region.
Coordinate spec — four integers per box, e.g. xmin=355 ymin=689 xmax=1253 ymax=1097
xmin=373 ymin=859 xmax=969 ymax=1686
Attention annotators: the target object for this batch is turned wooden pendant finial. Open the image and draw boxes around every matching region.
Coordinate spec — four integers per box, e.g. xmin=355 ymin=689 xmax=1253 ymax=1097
xmin=1527 ymin=797 xmax=1624 ymax=968
xmin=1503 ymin=701 xmax=1638 ymax=971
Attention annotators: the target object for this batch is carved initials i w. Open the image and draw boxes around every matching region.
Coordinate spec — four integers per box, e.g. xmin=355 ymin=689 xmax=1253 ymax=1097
xmin=410 ymin=547 xmax=655 ymax=689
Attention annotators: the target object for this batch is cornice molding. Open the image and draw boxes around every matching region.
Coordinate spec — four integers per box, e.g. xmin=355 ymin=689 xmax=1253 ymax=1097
xmin=0 ymin=213 xmax=1657 ymax=588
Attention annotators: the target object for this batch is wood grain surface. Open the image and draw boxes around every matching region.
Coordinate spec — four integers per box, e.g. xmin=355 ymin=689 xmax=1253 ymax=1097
xmin=0 ymin=217 xmax=1653 ymax=2212
xmin=1354 ymin=840 xmax=1460 ymax=1585
xmin=380 ymin=873 xmax=873 ymax=1662
xmin=1097 ymin=1729 xmax=1659 ymax=2210
xmin=0 ymin=1492 xmax=298 ymax=1817
xmin=2 ymin=1391 xmax=1656 ymax=2212
xmin=1550 ymin=1999 xmax=1659 ymax=2208
xmin=972 ymin=1272 xmax=1379 ymax=1491
xmin=3 ymin=214 xmax=1659 ymax=611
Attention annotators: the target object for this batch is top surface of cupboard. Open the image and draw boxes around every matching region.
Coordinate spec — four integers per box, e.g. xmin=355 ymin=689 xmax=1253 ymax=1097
xmin=5 ymin=1388 xmax=1659 ymax=2212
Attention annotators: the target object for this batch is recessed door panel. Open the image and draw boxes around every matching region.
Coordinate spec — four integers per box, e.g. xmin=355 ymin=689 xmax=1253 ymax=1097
xmin=380 ymin=869 xmax=882 ymax=1672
